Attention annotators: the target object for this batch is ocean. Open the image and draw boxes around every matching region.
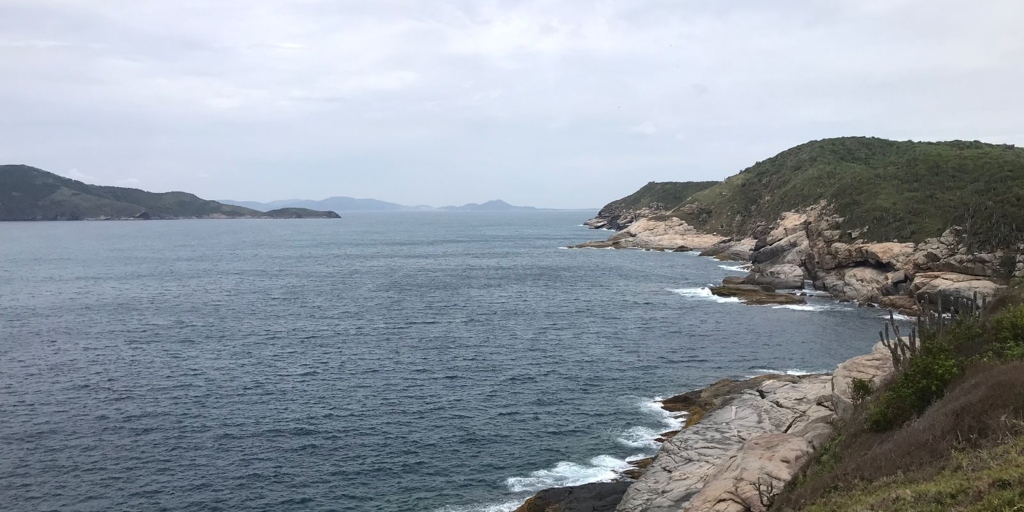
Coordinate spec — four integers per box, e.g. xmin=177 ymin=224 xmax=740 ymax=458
xmin=0 ymin=211 xmax=892 ymax=511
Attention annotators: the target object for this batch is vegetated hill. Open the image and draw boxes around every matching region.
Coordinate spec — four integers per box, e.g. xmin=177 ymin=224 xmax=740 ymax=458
xmin=604 ymin=181 xmax=720 ymax=213
xmin=586 ymin=181 xmax=719 ymax=230
xmin=671 ymin=137 xmax=1024 ymax=252
xmin=0 ymin=165 xmax=339 ymax=220
xmin=220 ymin=196 xmax=415 ymax=212
xmin=439 ymin=199 xmax=537 ymax=211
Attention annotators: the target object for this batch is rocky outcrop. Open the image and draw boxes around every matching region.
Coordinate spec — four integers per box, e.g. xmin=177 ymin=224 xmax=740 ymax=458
xmin=515 ymin=481 xmax=633 ymax=512
xmin=709 ymin=284 xmax=806 ymax=306
xmin=585 ymin=207 xmax=668 ymax=231
xmin=615 ymin=344 xmax=899 ymax=512
xmin=684 ymin=434 xmax=814 ymax=512
xmin=574 ymin=217 xmax=727 ymax=251
xmin=830 ymin=342 xmax=896 ymax=419
xmin=911 ymin=272 xmax=1005 ymax=307
xmin=743 ymin=264 xmax=805 ymax=290
xmin=615 ymin=375 xmax=835 ymax=512
xmin=737 ymin=204 xmax=1014 ymax=311
xmin=700 ymin=238 xmax=759 ymax=262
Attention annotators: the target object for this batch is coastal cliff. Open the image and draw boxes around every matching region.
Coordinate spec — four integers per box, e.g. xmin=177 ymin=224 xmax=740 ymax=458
xmin=577 ymin=137 xmax=1024 ymax=311
xmin=522 ymin=136 xmax=1024 ymax=511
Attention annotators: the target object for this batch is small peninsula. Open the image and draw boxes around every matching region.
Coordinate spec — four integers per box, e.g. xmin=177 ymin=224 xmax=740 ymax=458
xmin=0 ymin=165 xmax=340 ymax=221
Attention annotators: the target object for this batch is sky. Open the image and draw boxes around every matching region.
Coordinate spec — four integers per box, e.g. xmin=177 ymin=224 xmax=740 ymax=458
xmin=1 ymin=0 xmax=1022 ymax=209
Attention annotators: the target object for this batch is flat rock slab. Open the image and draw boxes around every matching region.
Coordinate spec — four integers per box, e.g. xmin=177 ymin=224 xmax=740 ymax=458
xmin=615 ymin=376 xmax=832 ymax=512
xmin=515 ymin=481 xmax=633 ymax=512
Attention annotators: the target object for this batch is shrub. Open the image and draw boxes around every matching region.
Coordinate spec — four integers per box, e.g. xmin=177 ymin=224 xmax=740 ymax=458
xmin=991 ymin=305 xmax=1024 ymax=360
xmin=867 ymin=341 xmax=961 ymax=431
xmin=849 ymin=378 xmax=872 ymax=406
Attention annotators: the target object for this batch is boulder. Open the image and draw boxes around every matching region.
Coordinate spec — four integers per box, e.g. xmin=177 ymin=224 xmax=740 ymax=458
xmin=765 ymin=212 xmax=809 ymax=246
xmin=879 ymin=295 xmax=919 ymax=315
xmin=743 ymin=264 xmax=805 ymax=290
xmin=684 ymin=434 xmax=815 ymax=512
xmin=516 ymin=481 xmax=633 ymax=512
xmin=752 ymin=232 xmax=808 ymax=266
xmin=709 ymin=285 xmax=806 ymax=306
xmin=700 ymin=238 xmax=758 ymax=262
xmin=911 ymin=272 xmax=1004 ymax=306
xmin=818 ymin=267 xmax=889 ymax=303
xmin=832 ymin=342 xmax=896 ymax=419
xmin=927 ymin=253 xmax=1004 ymax=277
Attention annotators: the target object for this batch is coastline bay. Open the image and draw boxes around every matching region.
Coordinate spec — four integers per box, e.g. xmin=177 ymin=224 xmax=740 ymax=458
xmin=1 ymin=212 xmax=890 ymax=511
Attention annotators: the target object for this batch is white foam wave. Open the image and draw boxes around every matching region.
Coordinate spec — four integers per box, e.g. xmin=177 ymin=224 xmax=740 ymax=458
xmin=667 ymin=287 xmax=741 ymax=304
xmin=617 ymin=426 xmax=661 ymax=449
xmin=750 ymin=368 xmax=825 ymax=376
xmin=883 ymin=312 xmax=915 ymax=322
xmin=434 ymin=500 xmax=523 ymax=512
xmin=616 ymin=397 xmax=687 ymax=449
xmin=718 ymin=264 xmax=751 ymax=273
xmin=505 ymin=455 xmax=631 ymax=493
xmin=771 ymin=304 xmax=837 ymax=312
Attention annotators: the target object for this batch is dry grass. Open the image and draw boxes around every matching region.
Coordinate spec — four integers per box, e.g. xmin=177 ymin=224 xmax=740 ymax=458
xmin=776 ymin=362 xmax=1024 ymax=510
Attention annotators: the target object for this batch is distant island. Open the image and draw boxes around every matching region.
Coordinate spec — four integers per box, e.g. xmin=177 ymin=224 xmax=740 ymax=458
xmin=222 ymin=197 xmax=546 ymax=212
xmin=0 ymin=165 xmax=340 ymax=221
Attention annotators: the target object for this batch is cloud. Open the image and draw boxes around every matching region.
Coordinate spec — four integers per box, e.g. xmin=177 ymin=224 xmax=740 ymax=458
xmin=0 ymin=0 xmax=1022 ymax=208
xmin=629 ymin=122 xmax=658 ymax=135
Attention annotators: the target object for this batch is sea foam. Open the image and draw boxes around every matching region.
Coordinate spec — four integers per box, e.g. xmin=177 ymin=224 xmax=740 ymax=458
xmin=667 ymin=287 xmax=741 ymax=304
xmin=504 ymin=455 xmax=633 ymax=493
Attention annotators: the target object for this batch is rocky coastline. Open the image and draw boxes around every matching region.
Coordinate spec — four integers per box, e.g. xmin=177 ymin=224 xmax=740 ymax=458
xmin=514 ymin=342 xmax=898 ymax=512
xmin=577 ymin=203 xmax=1022 ymax=314
xmin=511 ymin=204 xmax=1024 ymax=511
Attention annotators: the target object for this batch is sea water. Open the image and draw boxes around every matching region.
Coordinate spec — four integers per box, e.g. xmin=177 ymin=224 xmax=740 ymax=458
xmin=0 ymin=212 xmax=891 ymax=511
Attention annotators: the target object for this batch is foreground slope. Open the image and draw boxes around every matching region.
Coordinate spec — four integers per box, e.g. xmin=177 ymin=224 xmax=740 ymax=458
xmin=673 ymin=137 xmax=1024 ymax=251
xmin=0 ymin=165 xmax=339 ymax=220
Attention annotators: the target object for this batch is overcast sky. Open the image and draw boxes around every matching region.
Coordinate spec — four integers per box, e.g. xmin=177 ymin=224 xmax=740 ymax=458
xmin=1 ymin=0 xmax=1022 ymax=208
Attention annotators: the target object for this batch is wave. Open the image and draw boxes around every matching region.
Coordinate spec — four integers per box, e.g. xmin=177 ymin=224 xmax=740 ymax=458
xmin=718 ymin=264 xmax=750 ymax=273
xmin=504 ymin=455 xmax=633 ymax=493
xmin=749 ymin=368 xmax=826 ymax=377
xmin=434 ymin=500 xmax=524 ymax=512
xmin=883 ymin=312 xmax=915 ymax=322
xmin=771 ymin=304 xmax=840 ymax=312
xmin=667 ymin=287 xmax=741 ymax=304
xmin=616 ymin=397 xmax=687 ymax=449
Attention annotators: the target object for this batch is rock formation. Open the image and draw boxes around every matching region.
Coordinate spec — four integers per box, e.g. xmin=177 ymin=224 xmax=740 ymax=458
xmin=574 ymin=217 xmax=727 ymax=251
xmin=614 ymin=343 xmax=897 ymax=512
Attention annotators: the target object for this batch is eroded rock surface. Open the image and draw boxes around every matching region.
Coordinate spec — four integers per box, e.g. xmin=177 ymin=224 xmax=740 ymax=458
xmin=616 ymin=344 xmax=899 ymax=512
xmin=575 ymin=217 xmax=727 ymax=251
xmin=615 ymin=375 xmax=833 ymax=512
xmin=516 ymin=481 xmax=633 ymax=512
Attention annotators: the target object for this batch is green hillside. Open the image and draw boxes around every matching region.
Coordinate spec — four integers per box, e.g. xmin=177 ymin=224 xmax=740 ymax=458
xmin=604 ymin=181 xmax=720 ymax=213
xmin=671 ymin=138 xmax=1024 ymax=252
xmin=0 ymin=165 xmax=339 ymax=220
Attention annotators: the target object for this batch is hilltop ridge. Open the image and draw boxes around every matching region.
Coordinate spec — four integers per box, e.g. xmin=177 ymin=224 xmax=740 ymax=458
xmin=0 ymin=165 xmax=340 ymax=220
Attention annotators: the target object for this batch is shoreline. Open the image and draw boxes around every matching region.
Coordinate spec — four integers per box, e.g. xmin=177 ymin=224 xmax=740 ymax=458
xmin=513 ymin=341 xmax=897 ymax=512
xmin=505 ymin=243 xmax=907 ymax=512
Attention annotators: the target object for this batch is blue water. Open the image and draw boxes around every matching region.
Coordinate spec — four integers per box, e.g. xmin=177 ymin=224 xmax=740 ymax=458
xmin=0 ymin=212 xmax=891 ymax=512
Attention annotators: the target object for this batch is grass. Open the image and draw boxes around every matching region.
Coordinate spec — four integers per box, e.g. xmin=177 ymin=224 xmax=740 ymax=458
xmin=775 ymin=292 xmax=1024 ymax=510
xmin=799 ymin=435 xmax=1024 ymax=512
xmin=670 ymin=137 xmax=1024 ymax=253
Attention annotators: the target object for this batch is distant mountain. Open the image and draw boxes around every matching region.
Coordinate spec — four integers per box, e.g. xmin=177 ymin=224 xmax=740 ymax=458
xmin=439 ymin=200 xmax=537 ymax=212
xmin=0 ymin=165 xmax=340 ymax=221
xmin=220 ymin=196 xmax=419 ymax=212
